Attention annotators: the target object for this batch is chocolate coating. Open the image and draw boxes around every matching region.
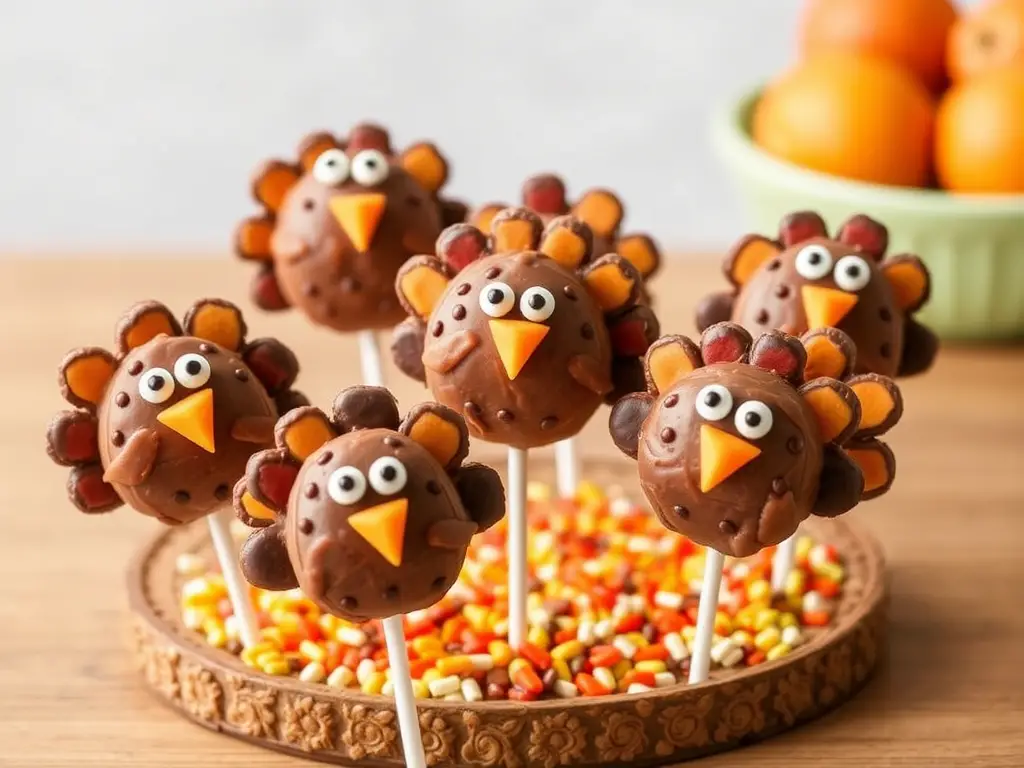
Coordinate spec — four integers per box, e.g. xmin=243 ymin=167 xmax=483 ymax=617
xmin=636 ymin=364 xmax=823 ymax=558
xmin=98 ymin=336 xmax=277 ymax=524
xmin=424 ymin=252 xmax=613 ymax=449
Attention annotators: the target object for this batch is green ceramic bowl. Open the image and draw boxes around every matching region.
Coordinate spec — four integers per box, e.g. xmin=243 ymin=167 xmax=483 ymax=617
xmin=712 ymin=89 xmax=1024 ymax=341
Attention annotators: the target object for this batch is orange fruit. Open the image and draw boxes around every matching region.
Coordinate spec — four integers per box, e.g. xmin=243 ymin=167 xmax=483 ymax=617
xmin=947 ymin=0 xmax=1024 ymax=82
xmin=800 ymin=0 xmax=958 ymax=92
xmin=935 ymin=67 xmax=1024 ymax=193
xmin=753 ymin=54 xmax=935 ymax=188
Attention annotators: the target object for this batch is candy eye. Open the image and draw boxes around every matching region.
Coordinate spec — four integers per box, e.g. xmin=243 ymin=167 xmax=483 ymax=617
xmin=519 ymin=286 xmax=556 ymax=322
xmin=350 ymin=149 xmax=390 ymax=186
xmin=312 ymin=149 xmax=350 ymax=186
xmin=695 ymin=384 xmax=733 ymax=421
xmin=173 ymin=353 xmax=211 ymax=389
xmin=734 ymin=400 xmax=773 ymax=439
xmin=479 ymin=282 xmax=515 ymax=318
xmin=795 ymin=244 xmax=834 ymax=280
xmin=327 ymin=466 xmax=367 ymax=506
xmin=833 ymin=255 xmax=872 ymax=292
xmin=138 ymin=368 xmax=175 ymax=404
xmin=368 ymin=456 xmax=408 ymax=495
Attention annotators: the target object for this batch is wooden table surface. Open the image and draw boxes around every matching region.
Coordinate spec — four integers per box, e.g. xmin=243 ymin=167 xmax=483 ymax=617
xmin=1 ymin=258 xmax=1022 ymax=768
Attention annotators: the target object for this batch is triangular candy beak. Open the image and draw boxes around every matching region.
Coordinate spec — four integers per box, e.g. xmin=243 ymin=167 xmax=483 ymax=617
xmin=329 ymin=193 xmax=387 ymax=253
xmin=802 ymin=285 xmax=859 ymax=329
xmin=156 ymin=388 xmax=215 ymax=453
xmin=489 ymin=319 xmax=550 ymax=380
xmin=699 ymin=424 xmax=761 ymax=493
xmin=347 ymin=498 xmax=409 ymax=567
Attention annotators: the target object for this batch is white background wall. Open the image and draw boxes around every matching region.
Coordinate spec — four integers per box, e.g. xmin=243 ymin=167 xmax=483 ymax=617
xmin=1 ymin=0 xmax=976 ymax=255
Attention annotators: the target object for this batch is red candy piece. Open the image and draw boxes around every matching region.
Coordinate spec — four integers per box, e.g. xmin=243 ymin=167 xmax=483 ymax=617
xmin=252 ymin=268 xmax=289 ymax=311
xmin=778 ymin=211 xmax=827 ymax=246
xmin=700 ymin=323 xmax=751 ymax=365
xmin=609 ymin=319 xmax=651 ymax=357
xmin=63 ymin=419 xmax=99 ymax=463
xmin=437 ymin=224 xmax=488 ymax=273
xmin=244 ymin=345 xmax=289 ymax=393
xmin=73 ymin=468 xmax=119 ymax=511
xmin=257 ymin=462 xmax=299 ymax=508
xmin=346 ymin=124 xmax=392 ymax=153
xmin=836 ymin=214 xmax=889 ymax=260
xmin=522 ymin=175 xmax=568 ymax=215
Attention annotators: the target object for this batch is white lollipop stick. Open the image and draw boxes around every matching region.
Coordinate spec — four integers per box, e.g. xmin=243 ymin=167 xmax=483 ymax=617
xmin=206 ymin=507 xmax=261 ymax=648
xmin=688 ymin=547 xmax=725 ymax=685
xmin=507 ymin=446 xmax=528 ymax=649
xmin=382 ymin=615 xmax=427 ymax=768
xmin=554 ymin=437 xmax=580 ymax=499
xmin=357 ymin=330 xmax=385 ymax=388
xmin=772 ymin=532 xmax=798 ymax=593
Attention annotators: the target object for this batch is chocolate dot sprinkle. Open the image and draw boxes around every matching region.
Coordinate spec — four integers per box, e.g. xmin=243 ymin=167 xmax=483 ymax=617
xmin=452 ymin=304 xmax=466 ymax=321
xmin=497 ymin=409 xmax=514 ymax=422
xmin=299 ymin=518 xmax=314 ymax=535
xmin=304 ymin=483 xmax=319 ymax=499
xmin=340 ymin=277 xmax=361 ymax=293
xmin=673 ymin=505 xmax=689 ymax=519
xmin=540 ymin=416 xmax=559 ymax=430
xmin=880 ymin=342 xmax=892 ymax=359
xmin=771 ymin=477 xmax=788 ymax=496
xmin=660 ymin=427 xmax=677 ymax=443
xmin=431 ymin=576 xmax=447 ymax=590
xmin=580 ymin=323 xmax=594 ymax=340
xmin=303 ymin=283 xmax=320 ymax=298
xmin=199 ymin=343 xmax=216 ymax=354
xmin=775 ymin=284 xmax=791 ymax=299
xmin=719 ymin=520 xmax=738 ymax=534
xmin=214 ymin=484 xmax=231 ymax=501
xmin=879 ymin=307 xmax=893 ymax=322
xmin=115 ymin=392 xmax=129 ymax=408
xmin=755 ymin=309 xmax=770 ymax=324
xmin=339 ymin=596 xmax=357 ymax=610
xmin=303 ymin=198 xmax=315 ymax=211
xmin=384 ymin=436 xmax=402 ymax=448
xmin=767 ymin=259 xmax=781 ymax=271
xmin=485 ymin=267 xmax=501 ymax=279
xmin=426 ymin=480 xmax=441 ymax=495
xmin=664 ymin=394 xmax=679 ymax=408
xmin=563 ymin=286 xmax=578 ymax=300
xmin=456 ymin=283 xmax=471 ymax=296
xmin=127 ymin=361 xmax=143 ymax=376
xmin=787 ymin=435 xmax=804 ymax=455
xmin=174 ymin=490 xmax=190 ymax=504
xmin=384 ymin=585 xmax=399 ymax=601
xmin=432 ymin=320 xmax=444 ymax=337
xmin=317 ymin=451 xmax=334 ymax=465
xmin=111 ymin=430 xmax=125 ymax=447
xmin=234 ymin=369 xmax=249 ymax=382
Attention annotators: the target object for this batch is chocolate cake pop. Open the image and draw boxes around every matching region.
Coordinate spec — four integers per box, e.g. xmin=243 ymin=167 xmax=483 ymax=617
xmin=390 ymin=208 xmax=660 ymax=449
xmin=47 ymin=299 xmax=305 ymax=525
xmin=235 ymin=386 xmax=505 ymax=621
xmin=609 ymin=323 xmax=903 ymax=558
xmin=469 ymin=173 xmax=661 ymax=295
xmin=235 ymin=123 xmax=466 ymax=333
xmin=696 ymin=211 xmax=938 ymax=378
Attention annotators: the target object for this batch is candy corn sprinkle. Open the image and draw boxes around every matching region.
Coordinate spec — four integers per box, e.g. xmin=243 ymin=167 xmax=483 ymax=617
xmin=178 ymin=482 xmax=846 ymax=701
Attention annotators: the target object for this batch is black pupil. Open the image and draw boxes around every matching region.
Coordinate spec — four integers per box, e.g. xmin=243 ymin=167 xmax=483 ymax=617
xmin=846 ymin=264 xmax=860 ymax=278
xmin=148 ymin=375 xmax=165 ymax=391
xmin=704 ymin=391 xmax=721 ymax=407
xmin=487 ymin=288 xmax=504 ymax=305
xmin=528 ymin=293 xmax=546 ymax=310
xmin=326 ymin=158 xmax=336 ymax=166
xmin=185 ymin=360 xmax=202 ymax=376
xmin=809 ymin=251 xmax=822 ymax=265
xmin=381 ymin=465 xmax=397 ymax=481
xmin=365 ymin=158 xmax=376 ymax=168
xmin=745 ymin=411 xmax=762 ymax=427
xmin=340 ymin=475 xmax=355 ymax=491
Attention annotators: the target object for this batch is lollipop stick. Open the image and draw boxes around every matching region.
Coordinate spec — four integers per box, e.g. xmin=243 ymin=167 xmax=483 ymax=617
xmin=357 ymin=330 xmax=385 ymax=388
xmin=507 ymin=446 xmax=528 ymax=649
xmin=554 ymin=437 xmax=580 ymax=499
xmin=688 ymin=547 xmax=725 ymax=685
xmin=207 ymin=507 xmax=261 ymax=648
xmin=382 ymin=615 xmax=427 ymax=768
xmin=772 ymin=532 xmax=797 ymax=593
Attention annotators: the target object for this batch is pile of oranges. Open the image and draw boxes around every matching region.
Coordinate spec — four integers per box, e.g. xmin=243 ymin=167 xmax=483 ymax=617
xmin=753 ymin=0 xmax=1024 ymax=194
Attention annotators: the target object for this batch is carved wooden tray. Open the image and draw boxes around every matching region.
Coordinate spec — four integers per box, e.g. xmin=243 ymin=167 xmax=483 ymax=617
xmin=127 ymin=458 xmax=887 ymax=767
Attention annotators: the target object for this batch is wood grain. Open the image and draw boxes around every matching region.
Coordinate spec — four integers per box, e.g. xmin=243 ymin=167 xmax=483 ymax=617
xmin=1 ymin=257 xmax=1022 ymax=768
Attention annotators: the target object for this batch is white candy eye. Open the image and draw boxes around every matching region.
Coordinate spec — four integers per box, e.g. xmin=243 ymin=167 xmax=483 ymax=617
xmin=833 ymin=254 xmax=872 ymax=292
xmin=695 ymin=384 xmax=733 ymax=421
xmin=368 ymin=456 xmax=408 ymax=495
xmin=327 ymin=466 xmax=367 ymax=506
xmin=519 ymin=286 xmax=556 ymax=322
xmin=734 ymin=400 xmax=773 ymax=439
xmin=350 ymin=149 xmax=390 ymax=186
xmin=138 ymin=368 xmax=175 ymax=404
xmin=795 ymin=244 xmax=834 ymax=280
xmin=173 ymin=353 xmax=211 ymax=389
xmin=479 ymin=282 xmax=515 ymax=318
xmin=312 ymin=149 xmax=350 ymax=186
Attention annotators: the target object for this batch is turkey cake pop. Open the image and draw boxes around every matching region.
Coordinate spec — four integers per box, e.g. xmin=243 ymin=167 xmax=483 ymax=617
xmin=234 ymin=386 xmax=505 ymax=619
xmin=609 ymin=322 xmax=903 ymax=558
xmin=47 ymin=299 xmax=305 ymax=524
xmin=390 ymin=207 xmax=660 ymax=449
xmin=696 ymin=211 xmax=938 ymax=378
xmin=469 ymin=174 xmax=662 ymax=292
xmin=235 ymin=123 xmax=465 ymax=333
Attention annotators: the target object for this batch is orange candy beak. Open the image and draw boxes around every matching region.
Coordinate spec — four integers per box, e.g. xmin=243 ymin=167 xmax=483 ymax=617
xmin=802 ymin=285 xmax=859 ymax=329
xmin=489 ymin=319 xmax=550 ymax=380
xmin=329 ymin=193 xmax=387 ymax=253
xmin=347 ymin=498 xmax=409 ymax=567
xmin=699 ymin=424 xmax=761 ymax=493
xmin=156 ymin=388 xmax=216 ymax=453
